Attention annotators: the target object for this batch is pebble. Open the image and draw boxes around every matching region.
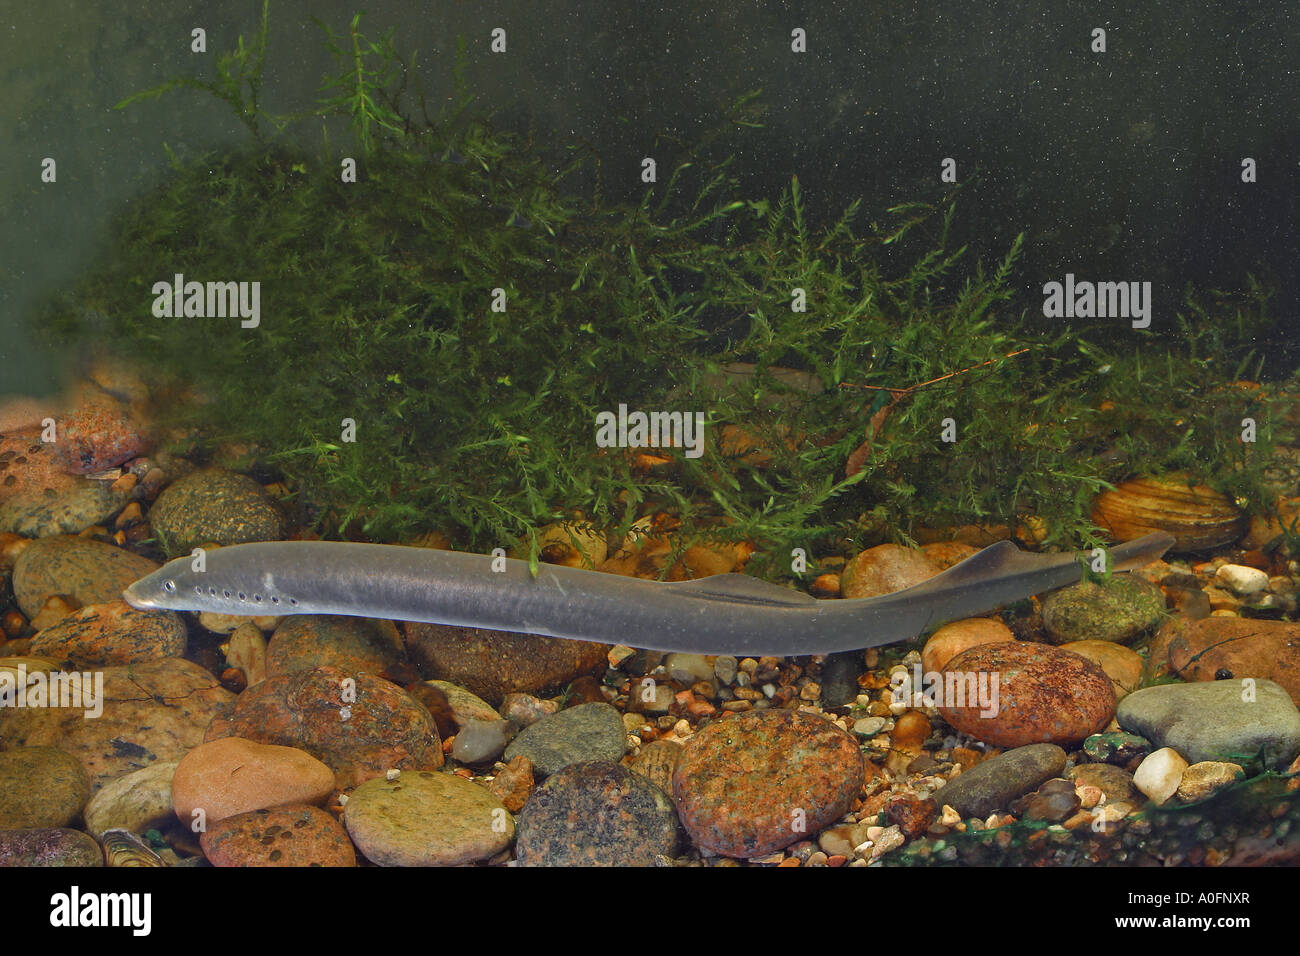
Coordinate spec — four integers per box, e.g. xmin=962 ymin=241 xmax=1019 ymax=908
xmin=503 ymin=702 xmax=627 ymax=777
xmin=921 ymin=618 xmax=1016 ymax=674
xmin=1013 ymin=778 xmax=1080 ymax=822
xmin=672 ymin=709 xmax=864 ymax=858
xmin=49 ymin=400 xmax=150 ymax=475
xmin=852 ymin=716 xmax=887 ymax=738
xmin=665 ymin=653 xmax=714 ymax=684
xmin=1067 ymin=763 xmax=1140 ymax=804
xmin=1057 ymin=640 xmax=1144 ymax=699
xmin=30 ymin=600 xmax=186 ymax=667
xmin=0 ymin=747 xmax=89 ymax=828
xmin=404 ymin=622 xmax=608 ymax=705
xmin=516 ymin=761 xmax=681 ymax=865
xmin=932 ymin=743 xmax=1067 ymax=818
xmin=1117 ymin=678 xmax=1300 ymax=771
xmin=883 ymin=793 xmax=938 ymax=837
xmin=1133 ymin=747 xmax=1188 ymax=805
xmin=0 ymin=827 xmax=103 ymax=866
xmin=628 ymin=738 xmax=683 ymax=794
xmin=1082 ymin=731 xmax=1151 ymax=765
xmin=451 ymin=718 xmax=516 ymax=765
xmin=1215 ymin=563 xmax=1269 ymax=596
xmin=0 ymin=657 xmax=235 ymax=792
xmin=713 ymin=655 xmax=738 ymax=685
xmin=0 ymin=480 xmax=133 ymax=538
xmin=424 ymin=680 xmax=500 ymax=728
xmin=209 ymin=664 xmax=443 ymax=789
xmin=343 ymin=770 xmax=513 ymax=866
xmin=11 ymin=534 xmax=158 ymax=618
xmin=1041 ymin=574 xmax=1167 ymax=644
xmin=83 ymin=761 xmax=178 ymax=836
xmin=1164 ymin=618 xmax=1300 ymax=702
xmin=172 ymin=737 xmax=336 ymax=825
xmin=146 ymin=467 xmax=285 ymax=556
xmin=225 ymin=621 xmax=267 ymax=686
xmin=839 ymin=544 xmax=941 ymax=599
xmin=201 ymin=804 xmax=355 ymax=867
xmin=1175 ymin=761 xmax=1246 ymax=802
xmin=499 ymin=692 xmax=561 ymax=727
xmin=938 ymin=642 xmax=1116 ymax=747
xmin=487 ymin=755 xmax=534 ymax=812
xmin=198 ymin=611 xmax=280 ymax=634
xmin=266 ymin=614 xmax=406 ymax=678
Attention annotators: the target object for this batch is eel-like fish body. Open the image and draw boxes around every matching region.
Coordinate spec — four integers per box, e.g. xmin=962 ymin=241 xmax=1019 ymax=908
xmin=122 ymin=532 xmax=1174 ymax=656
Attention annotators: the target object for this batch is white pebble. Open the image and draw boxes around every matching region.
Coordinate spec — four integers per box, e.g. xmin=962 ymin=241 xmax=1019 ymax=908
xmin=1133 ymin=747 xmax=1188 ymax=805
xmin=1215 ymin=564 xmax=1269 ymax=596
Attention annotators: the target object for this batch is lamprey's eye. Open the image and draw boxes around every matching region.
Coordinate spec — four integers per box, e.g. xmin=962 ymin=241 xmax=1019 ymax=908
xmin=163 ymin=580 xmax=176 ymax=592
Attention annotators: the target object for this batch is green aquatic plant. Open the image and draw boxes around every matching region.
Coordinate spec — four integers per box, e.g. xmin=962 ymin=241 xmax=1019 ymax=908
xmin=38 ymin=5 xmax=1288 ymax=572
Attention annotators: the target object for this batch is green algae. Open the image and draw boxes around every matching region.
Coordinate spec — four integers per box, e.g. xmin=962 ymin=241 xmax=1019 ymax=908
xmin=35 ymin=3 xmax=1293 ymax=569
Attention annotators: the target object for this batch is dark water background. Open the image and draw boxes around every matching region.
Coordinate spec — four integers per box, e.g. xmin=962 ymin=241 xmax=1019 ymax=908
xmin=2 ymin=0 xmax=1296 ymax=395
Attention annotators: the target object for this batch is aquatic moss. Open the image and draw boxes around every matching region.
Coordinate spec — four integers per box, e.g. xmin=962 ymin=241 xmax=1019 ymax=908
xmin=36 ymin=5 xmax=1290 ymax=570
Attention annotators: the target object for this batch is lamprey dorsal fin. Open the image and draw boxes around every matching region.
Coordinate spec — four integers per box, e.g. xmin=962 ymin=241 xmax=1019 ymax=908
xmin=667 ymin=573 xmax=819 ymax=607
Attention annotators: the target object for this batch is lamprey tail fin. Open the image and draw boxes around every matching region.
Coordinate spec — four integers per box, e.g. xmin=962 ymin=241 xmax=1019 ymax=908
xmin=1107 ymin=531 xmax=1177 ymax=571
xmin=667 ymin=573 xmax=819 ymax=606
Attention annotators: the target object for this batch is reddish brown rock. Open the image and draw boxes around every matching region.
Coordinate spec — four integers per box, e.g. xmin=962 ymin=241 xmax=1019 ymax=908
xmin=403 ymin=623 xmax=609 ymax=705
xmin=266 ymin=615 xmax=407 ymax=678
xmin=919 ymin=541 xmax=979 ymax=570
xmin=206 ymin=664 xmax=442 ymax=789
xmin=1166 ymin=618 xmax=1300 ymax=703
xmin=0 ymin=657 xmax=235 ymax=792
xmin=487 ymin=754 xmax=534 ymax=812
xmin=884 ymin=792 xmax=938 ymax=838
xmin=30 ymin=599 xmax=186 ymax=668
xmin=938 ymin=642 xmax=1116 ymax=748
xmin=11 ymin=535 xmax=157 ymax=618
xmin=200 ymin=804 xmax=355 ymax=867
xmin=922 ymin=618 xmax=1016 ymax=674
xmin=50 ymin=400 xmax=150 ymax=475
xmin=840 ymin=544 xmax=941 ymax=599
xmin=672 ymin=710 xmax=864 ymax=858
xmin=172 ymin=737 xmax=336 ymax=825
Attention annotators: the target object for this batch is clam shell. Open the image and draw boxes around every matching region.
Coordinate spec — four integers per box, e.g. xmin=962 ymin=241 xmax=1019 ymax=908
xmin=100 ymin=828 xmax=166 ymax=867
xmin=1091 ymin=474 xmax=1246 ymax=552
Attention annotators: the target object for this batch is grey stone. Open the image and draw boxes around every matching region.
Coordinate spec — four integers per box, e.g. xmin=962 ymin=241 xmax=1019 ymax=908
xmin=450 ymin=718 xmax=516 ymax=765
xmin=0 ymin=481 xmax=131 ymax=537
xmin=504 ymin=701 xmax=626 ymax=777
xmin=933 ymin=743 xmax=1067 ymax=818
xmin=1116 ymin=679 xmax=1300 ymax=771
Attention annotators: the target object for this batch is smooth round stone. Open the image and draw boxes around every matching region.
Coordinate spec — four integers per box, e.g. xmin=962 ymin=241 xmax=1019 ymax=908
xmin=1215 ymin=564 xmax=1269 ymax=596
xmin=840 ymin=544 xmax=941 ymax=599
xmin=11 ymin=535 xmax=158 ymax=618
xmin=0 ymin=827 xmax=103 ymax=866
xmin=200 ymin=804 xmax=355 ymax=867
xmin=1133 ymin=747 xmax=1188 ymax=805
xmin=83 ymin=761 xmax=178 ymax=836
xmin=172 ymin=737 xmax=335 ymax=825
xmin=404 ymin=622 xmax=609 ymax=705
xmin=0 ymin=747 xmax=89 ymax=829
xmin=208 ymin=665 xmax=442 ymax=789
xmin=938 ymin=642 xmax=1115 ymax=748
xmin=1058 ymin=640 xmax=1144 ymax=699
xmin=504 ymin=702 xmax=627 ymax=777
xmin=1041 ymin=574 xmax=1166 ymax=644
xmin=933 ymin=743 xmax=1067 ymax=818
xmin=0 ymin=480 xmax=132 ymax=538
xmin=516 ymin=761 xmax=681 ymax=866
xmin=450 ymin=718 xmax=516 ymax=765
xmin=922 ymin=618 xmax=1016 ymax=674
xmin=1165 ymin=618 xmax=1300 ymax=702
xmin=0 ymin=657 xmax=236 ymax=793
xmin=672 ymin=709 xmax=864 ymax=858
xmin=1067 ymin=763 xmax=1140 ymax=805
xmin=31 ymin=600 xmax=186 ymax=668
xmin=343 ymin=770 xmax=513 ymax=866
xmin=1175 ymin=761 xmax=1245 ymax=802
xmin=665 ymin=653 xmax=714 ymax=684
xmin=1117 ymin=678 xmax=1300 ymax=771
xmin=424 ymin=680 xmax=499 ymax=727
xmin=147 ymin=467 xmax=285 ymax=557
xmin=266 ymin=615 xmax=406 ymax=678
xmin=627 ymin=738 xmax=683 ymax=795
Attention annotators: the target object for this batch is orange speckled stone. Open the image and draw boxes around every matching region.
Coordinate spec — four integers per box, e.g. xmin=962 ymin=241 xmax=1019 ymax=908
xmin=200 ymin=804 xmax=355 ymax=867
xmin=672 ymin=710 xmax=864 ymax=858
xmin=938 ymin=642 xmax=1115 ymax=748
